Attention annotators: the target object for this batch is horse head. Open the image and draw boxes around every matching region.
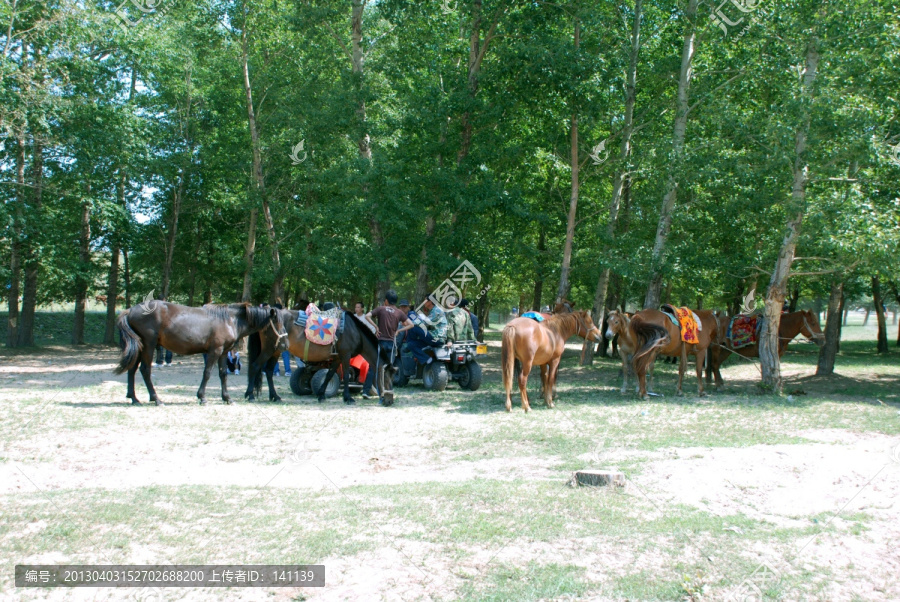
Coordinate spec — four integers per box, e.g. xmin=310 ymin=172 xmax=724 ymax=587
xmin=575 ymin=310 xmax=602 ymax=342
xmin=606 ymin=310 xmax=629 ymax=340
xmin=266 ymin=307 xmax=290 ymax=349
xmin=800 ymin=309 xmax=825 ymax=347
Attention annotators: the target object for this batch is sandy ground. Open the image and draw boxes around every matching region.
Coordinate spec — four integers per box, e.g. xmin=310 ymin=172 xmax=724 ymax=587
xmin=2 ymin=345 xmax=899 ymax=601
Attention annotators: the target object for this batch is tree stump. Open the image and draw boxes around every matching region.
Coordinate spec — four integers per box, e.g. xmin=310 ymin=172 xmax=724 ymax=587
xmin=571 ymin=470 xmax=626 ymax=488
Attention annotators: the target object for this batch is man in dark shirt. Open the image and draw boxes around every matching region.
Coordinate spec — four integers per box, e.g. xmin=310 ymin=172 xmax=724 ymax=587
xmin=363 ymin=290 xmax=413 ymax=404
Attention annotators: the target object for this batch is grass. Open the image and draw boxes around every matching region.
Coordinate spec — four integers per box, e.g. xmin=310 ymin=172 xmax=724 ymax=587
xmin=0 ymin=310 xmax=898 ymax=600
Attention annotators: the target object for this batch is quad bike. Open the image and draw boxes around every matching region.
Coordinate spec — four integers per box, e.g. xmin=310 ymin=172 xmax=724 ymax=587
xmin=289 ymin=358 xmax=363 ymax=398
xmin=393 ymin=339 xmax=487 ymax=392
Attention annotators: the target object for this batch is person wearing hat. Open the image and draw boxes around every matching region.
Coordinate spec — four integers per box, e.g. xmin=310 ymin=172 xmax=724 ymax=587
xmin=446 ymin=298 xmax=475 ymax=342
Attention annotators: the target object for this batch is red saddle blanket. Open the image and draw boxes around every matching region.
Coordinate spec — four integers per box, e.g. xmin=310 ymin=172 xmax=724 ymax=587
xmin=728 ymin=314 xmax=761 ymax=349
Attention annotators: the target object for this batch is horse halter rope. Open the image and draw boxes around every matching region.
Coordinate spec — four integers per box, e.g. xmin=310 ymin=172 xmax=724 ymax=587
xmin=572 ymin=312 xmax=601 ymax=341
xmin=800 ymin=313 xmax=824 ymax=343
xmin=268 ymin=317 xmax=289 ymax=344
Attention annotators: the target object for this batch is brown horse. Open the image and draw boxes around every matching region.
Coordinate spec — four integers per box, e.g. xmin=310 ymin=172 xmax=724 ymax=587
xmin=115 ymin=302 xmax=287 ymax=406
xmin=501 ymin=310 xmax=601 ymax=412
xmin=605 ymin=310 xmax=641 ymax=394
xmin=707 ymin=310 xmax=825 ymax=384
xmin=630 ymin=308 xmax=719 ymax=399
xmin=245 ymin=309 xmax=393 ymax=404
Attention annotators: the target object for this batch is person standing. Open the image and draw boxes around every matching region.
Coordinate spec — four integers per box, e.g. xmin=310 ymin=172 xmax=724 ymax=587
xmin=364 ymin=290 xmax=413 ymax=404
xmin=460 ymin=299 xmax=479 ymax=340
xmin=355 ymin=302 xmax=377 ymax=335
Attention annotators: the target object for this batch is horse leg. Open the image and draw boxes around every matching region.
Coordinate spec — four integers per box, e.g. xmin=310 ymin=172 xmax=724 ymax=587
xmin=317 ymin=363 xmax=338 ymax=403
xmin=675 ymin=346 xmax=686 ymax=397
xmin=540 ymin=365 xmax=549 ymax=402
xmin=518 ymin=361 xmax=532 ymax=413
xmin=341 ymin=355 xmax=353 ymax=404
xmin=695 ymin=348 xmax=707 ymax=397
xmin=127 ymin=362 xmax=140 ymax=405
xmin=137 ymin=341 xmax=161 ymax=405
xmin=620 ymin=352 xmax=629 ymax=394
xmin=266 ymin=357 xmax=280 ymax=402
xmin=635 ymin=360 xmax=648 ymax=400
xmin=197 ymin=350 xmax=220 ymax=405
xmin=219 ymin=354 xmax=231 ymax=404
xmin=546 ymin=359 xmax=561 ymax=408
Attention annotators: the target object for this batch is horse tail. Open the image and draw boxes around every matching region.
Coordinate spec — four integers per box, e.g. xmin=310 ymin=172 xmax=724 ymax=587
xmin=631 ymin=317 xmax=669 ymax=377
xmin=501 ymin=325 xmax=516 ymax=394
xmin=114 ymin=311 xmax=142 ymax=375
xmin=248 ymin=331 xmax=263 ymax=397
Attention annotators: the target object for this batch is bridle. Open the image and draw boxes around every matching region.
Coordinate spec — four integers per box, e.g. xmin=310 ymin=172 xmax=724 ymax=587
xmin=268 ymin=316 xmax=289 ymax=344
xmin=572 ymin=312 xmax=601 ymax=341
xmin=799 ymin=313 xmax=824 ymax=344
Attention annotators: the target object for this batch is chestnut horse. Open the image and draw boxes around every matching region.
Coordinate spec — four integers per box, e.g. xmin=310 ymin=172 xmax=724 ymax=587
xmin=630 ymin=308 xmax=719 ymax=399
xmin=707 ymin=310 xmax=825 ymax=384
xmin=501 ymin=310 xmax=601 ymax=412
xmin=605 ymin=310 xmax=640 ymax=394
xmin=115 ymin=302 xmax=287 ymax=406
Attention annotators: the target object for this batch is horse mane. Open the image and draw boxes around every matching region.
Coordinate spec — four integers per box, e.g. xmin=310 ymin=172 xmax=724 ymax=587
xmin=542 ymin=312 xmax=580 ymax=338
xmin=204 ymin=303 xmax=270 ymax=329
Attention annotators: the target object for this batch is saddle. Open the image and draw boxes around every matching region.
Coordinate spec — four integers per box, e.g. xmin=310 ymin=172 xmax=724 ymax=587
xmin=521 ymin=311 xmax=545 ymax=322
xmin=661 ymin=304 xmax=701 ymax=344
xmin=727 ymin=314 xmax=762 ymax=349
xmin=304 ymin=307 xmax=345 ymax=346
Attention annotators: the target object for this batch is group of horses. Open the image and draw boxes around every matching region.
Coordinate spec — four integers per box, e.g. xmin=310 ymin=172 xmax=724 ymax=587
xmin=500 ymin=302 xmax=825 ymax=412
xmin=114 ymin=301 xmax=391 ymax=406
xmin=112 ymin=297 xmax=825 ymax=412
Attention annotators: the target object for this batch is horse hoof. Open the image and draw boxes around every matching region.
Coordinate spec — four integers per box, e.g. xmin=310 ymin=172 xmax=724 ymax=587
xmin=224 ymin=399 xmax=233 ymax=405
xmin=130 ymin=399 xmax=141 ymax=405
xmin=153 ymin=399 xmax=162 ymax=406
xmin=344 ymin=399 xmax=356 ymax=405
xmin=199 ymin=399 xmax=207 ymax=406
xmin=271 ymin=396 xmax=282 ymax=403
xmin=381 ymin=392 xmax=394 ymax=406
xmin=317 ymin=397 xmax=325 ymax=403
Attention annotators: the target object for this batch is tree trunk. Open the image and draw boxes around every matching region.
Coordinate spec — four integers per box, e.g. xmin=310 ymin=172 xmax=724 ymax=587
xmin=242 ymin=208 xmax=259 ymax=302
xmin=842 ymin=305 xmax=849 ymax=326
xmin=7 ymin=134 xmax=25 ymax=347
xmin=532 ymin=226 xmax=546 ymax=311
xmin=19 ymin=133 xmax=42 ymax=347
xmin=104 ymin=169 xmax=125 ymax=345
xmin=836 ymin=292 xmax=845 ymax=353
xmin=891 ymin=282 xmax=900 ymax=346
xmin=556 ymin=17 xmax=580 ymax=304
xmin=414 ymin=215 xmax=435 ymax=302
xmin=239 ymin=22 xmax=281 ymax=302
xmin=873 ymin=275 xmax=888 ymax=353
xmin=643 ymin=0 xmax=698 ymax=309
xmin=759 ymin=37 xmax=819 ymax=393
xmin=816 ymin=279 xmax=843 ymax=375
xmin=123 ymin=247 xmax=131 ymax=307
xmin=590 ymin=0 xmax=642 ymax=338
xmin=72 ymin=196 xmax=91 ymax=345
xmin=862 ymin=308 xmax=870 ymax=326
xmin=788 ymin=286 xmax=800 ymax=312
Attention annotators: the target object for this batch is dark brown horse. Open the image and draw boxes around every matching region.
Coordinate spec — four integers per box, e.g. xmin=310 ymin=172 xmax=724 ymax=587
xmin=246 ymin=310 xmax=392 ymax=404
xmin=707 ymin=310 xmax=825 ymax=384
xmin=501 ymin=310 xmax=600 ymax=412
xmin=115 ymin=302 xmax=287 ymax=406
xmin=630 ymin=308 xmax=719 ymax=399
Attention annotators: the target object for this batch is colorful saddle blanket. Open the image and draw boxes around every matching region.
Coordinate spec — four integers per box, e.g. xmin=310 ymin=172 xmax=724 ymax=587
xmin=661 ymin=304 xmax=701 ymax=344
xmin=304 ymin=307 xmax=345 ymax=346
xmin=521 ymin=311 xmax=545 ymax=322
xmin=727 ymin=314 xmax=762 ymax=349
